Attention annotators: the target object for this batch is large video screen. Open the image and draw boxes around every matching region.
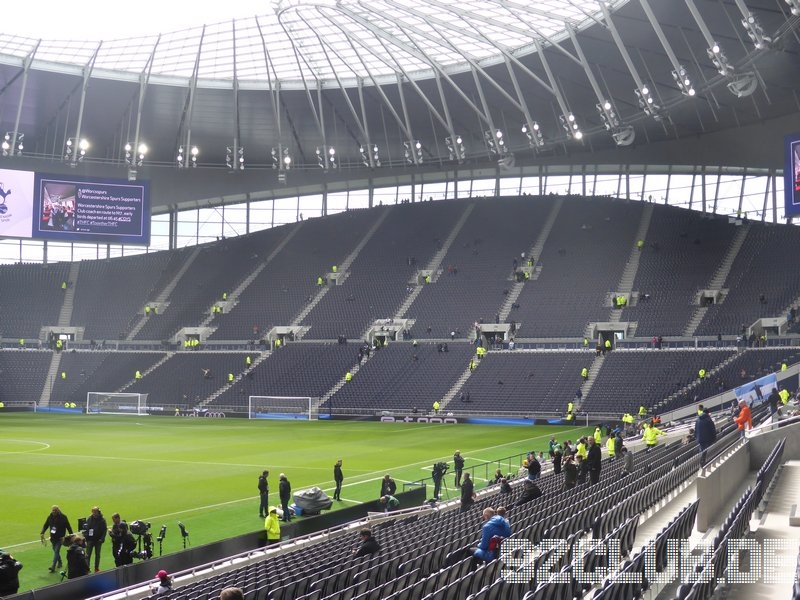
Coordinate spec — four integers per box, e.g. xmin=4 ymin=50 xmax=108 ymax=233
xmin=0 ymin=168 xmax=35 ymax=239
xmin=785 ymin=133 xmax=800 ymax=217
xmin=32 ymin=173 xmax=150 ymax=245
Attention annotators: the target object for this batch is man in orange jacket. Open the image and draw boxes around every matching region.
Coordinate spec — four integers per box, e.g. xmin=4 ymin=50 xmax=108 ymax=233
xmin=734 ymin=400 xmax=752 ymax=439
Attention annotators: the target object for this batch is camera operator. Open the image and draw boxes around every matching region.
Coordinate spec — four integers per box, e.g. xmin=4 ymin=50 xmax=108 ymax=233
xmin=108 ymin=513 xmax=124 ymax=561
xmin=431 ymin=461 xmax=448 ymax=500
xmin=83 ymin=506 xmax=107 ymax=573
xmin=65 ymin=534 xmax=90 ymax=579
xmin=113 ymin=522 xmax=137 ymax=567
xmin=0 ymin=551 xmax=22 ymax=596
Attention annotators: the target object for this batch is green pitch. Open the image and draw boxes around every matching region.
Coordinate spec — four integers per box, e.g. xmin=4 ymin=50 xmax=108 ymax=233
xmin=0 ymin=413 xmax=589 ymax=593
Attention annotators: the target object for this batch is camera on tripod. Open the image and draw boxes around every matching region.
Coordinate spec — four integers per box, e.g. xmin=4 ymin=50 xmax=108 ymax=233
xmin=130 ymin=520 xmax=150 ymax=536
xmin=432 ymin=462 xmax=449 ymax=476
xmin=129 ymin=520 xmax=153 ymax=560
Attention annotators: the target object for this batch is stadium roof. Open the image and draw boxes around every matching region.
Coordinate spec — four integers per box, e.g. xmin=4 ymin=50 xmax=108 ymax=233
xmin=1 ymin=0 xmax=620 ymax=83
xmin=0 ymin=0 xmax=798 ymax=212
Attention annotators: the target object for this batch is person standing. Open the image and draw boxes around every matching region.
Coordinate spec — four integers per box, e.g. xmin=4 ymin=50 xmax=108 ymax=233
xmin=643 ymin=423 xmax=665 ymax=451
xmin=333 ymin=460 xmax=343 ymax=501
xmin=379 ymin=474 xmax=397 ymax=497
xmin=453 ymin=451 xmax=465 ymax=487
xmin=264 ymin=507 xmax=281 ymax=544
xmin=562 ymin=455 xmax=578 ymax=490
xmin=695 ymin=407 xmax=717 ymax=465
xmin=431 ymin=462 xmax=448 ymax=500
xmin=526 ymin=453 xmax=541 ymax=480
xmin=552 ymin=446 xmax=563 ymax=475
xmin=278 ymin=474 xmax=292 ymax=522
xmin=108 ymin=513 xmax=124 ymax=562
xmin=586 ymin=437 xmax=602 ymax=485
xmin=83 ymin=506 xmax=107 ymax=573
xmin=113 ymin=522 xmax=136 ymax=567
xmin=460 ymin=472 xmax=475 ymax=512
xmin=734 ymin=400 xmax=752 ymax=439
xmin=40 ymin=505 xmax=73 ymax=573
xmin=258 ymin=471 xmax=270 ymax=518
xmin=620 ymin=447 xmax=634 ymax=476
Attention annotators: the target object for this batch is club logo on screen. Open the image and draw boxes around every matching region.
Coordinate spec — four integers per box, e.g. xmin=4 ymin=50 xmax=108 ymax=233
xmin=0 ymin=183 xmax=10 ymax=214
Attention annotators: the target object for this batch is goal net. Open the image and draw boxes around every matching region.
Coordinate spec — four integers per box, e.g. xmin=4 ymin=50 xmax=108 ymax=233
xmin=248 ymin=396 xmax=313 ymax=420
xmin=87 ymin=392 xmax=149 ymax=415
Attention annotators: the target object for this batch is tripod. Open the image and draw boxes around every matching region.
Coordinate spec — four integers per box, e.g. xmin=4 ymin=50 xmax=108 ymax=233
xmin=135 ymin=532 xmax=154 ymax=559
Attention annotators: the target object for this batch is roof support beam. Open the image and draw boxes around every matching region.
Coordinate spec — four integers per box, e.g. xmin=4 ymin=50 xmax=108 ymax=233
xmin=176 ymin=27 xmax=205 ymax=165
xmin=9 ymin=42 xmax=39 ymax=157
xmin=129 ymin=37 xmax=159 ymax=171
xmin=255 ymin=16 xmax=283 ymax=134
xmin=231 ymin=20 xmax=242 ymax=169
xmin=68 ymin=43 xmax=101 ymax=166
xmin=565 ymin=26 xmax=611 ymax=110
xmin=598 ymin=2 xmax=645 ymax=90
xmin=533 ymin=39 xmax=577 ymax=139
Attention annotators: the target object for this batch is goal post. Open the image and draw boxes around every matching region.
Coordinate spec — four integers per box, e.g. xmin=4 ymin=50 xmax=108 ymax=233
xmin=248 ymin=396 xmax=314 ymax=420
xmin=86 ymin=392 xmax=149 ymax=415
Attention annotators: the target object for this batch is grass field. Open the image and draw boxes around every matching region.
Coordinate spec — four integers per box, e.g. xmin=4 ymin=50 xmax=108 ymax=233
xmin=1 ymin=413 xmax=589 ymax=593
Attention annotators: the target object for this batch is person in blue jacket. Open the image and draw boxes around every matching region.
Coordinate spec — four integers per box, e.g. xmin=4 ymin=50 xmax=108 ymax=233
xmin=472 ymin=507 xmax=512 ymax=562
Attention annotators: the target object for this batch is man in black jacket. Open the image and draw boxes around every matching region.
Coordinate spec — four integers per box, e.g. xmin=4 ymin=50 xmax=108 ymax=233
xmin=279 ymin=473 xmax=292 ymax=522
xmin=353 ymin=528 xmax=381 ymax=557
xmin=460 ymin=473 xmax=475 ymax=512
xmin=586 ymin=437 xmax=602 ymax=485
xmin=379 ymin=474 xmax=397 ymax=497
xmin=113 ymin=522 xmax=137 ymax=567
xmin=695 ymin=407 xmax=717 ymax=466
xmin=453 ymin=451 xmax=465 ymax=487
xmin=84 ymin=506 xmax=107 ymax=573
xmin=40 ymin=505 xmax=73 ymax=573
xmin=258 ymin=470 xmax=270 ymax=517
xmin=768 ymin=388 xmax=781 ymax=418
xmin=431 ymin=462 xmax=448 ymax=500
xmin=333 ymin=460 xmax=343 ymax=501
xmin=0 ymin=551 xmax=22 ymax=596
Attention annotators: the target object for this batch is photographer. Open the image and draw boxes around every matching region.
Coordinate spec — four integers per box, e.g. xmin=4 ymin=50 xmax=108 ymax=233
xmin=431 ymin=462 xmax=448 ymax=500
xmin=0 ymin=551 xmax=22 ymax=596
xmin=108 ymin=513 xmax=124 ymax=561
xmin=83 ymin=506 xmax=107 ymax=573
xmin=113 ymin=522 xmax=137 ymax=567
xmin=65 ymin=534 xmax=90 ymax=579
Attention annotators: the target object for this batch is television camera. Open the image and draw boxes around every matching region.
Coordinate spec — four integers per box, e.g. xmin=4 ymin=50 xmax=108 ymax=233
xmin=178 ymin=521 xmax=190 ymax=549
xmin=129 ymin=520 xmax=154 ymax=560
